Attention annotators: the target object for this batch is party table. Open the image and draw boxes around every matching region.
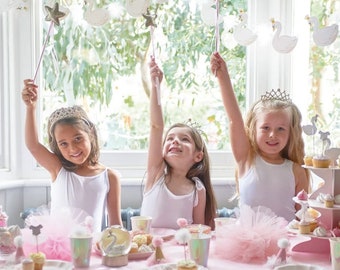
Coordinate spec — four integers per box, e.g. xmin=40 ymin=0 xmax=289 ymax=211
xmin=85 ymin=236 xmax=332 ymax=270
xmin=0 ymin=232 xmax=333 ymax=269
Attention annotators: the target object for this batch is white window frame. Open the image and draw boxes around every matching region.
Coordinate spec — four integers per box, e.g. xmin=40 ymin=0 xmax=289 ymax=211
xmin=0 ymin=0 xmax=313 ymax=183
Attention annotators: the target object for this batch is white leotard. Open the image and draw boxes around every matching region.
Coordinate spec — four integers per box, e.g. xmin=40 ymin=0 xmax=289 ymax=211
xmin=50 ymin=167 xmax=109 ymax=232
xmin=140 ymin=175 xmax=205 ymax=229
xmin=239 ymin=155 xmax=295 ymax=221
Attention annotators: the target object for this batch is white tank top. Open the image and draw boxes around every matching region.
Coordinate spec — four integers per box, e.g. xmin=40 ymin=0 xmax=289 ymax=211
xmin=140 ymin=176 xmax=205 ymax=229
xmin=50 ymin=167 xmax=109 ymax=232
xmin=239 ymin=155 xmax=295 ymax=221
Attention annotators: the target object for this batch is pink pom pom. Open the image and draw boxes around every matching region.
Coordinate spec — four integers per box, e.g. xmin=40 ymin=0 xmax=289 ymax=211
xmin=152 ymin=236 xmax=163 ymax=247
xmin=177 ymin=218 xmax=188 ymax=228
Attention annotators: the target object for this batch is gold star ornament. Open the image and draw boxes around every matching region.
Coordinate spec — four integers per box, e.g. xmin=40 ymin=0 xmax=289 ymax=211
xmin=45 ymin=2 xmax=66 ymax=26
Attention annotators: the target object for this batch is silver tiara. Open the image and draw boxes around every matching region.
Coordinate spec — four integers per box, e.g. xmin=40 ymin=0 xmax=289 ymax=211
xmin=47 ymin=105 xmax=91 ymax=132
xmin=261 ymin=89 xmax=291 ymax=102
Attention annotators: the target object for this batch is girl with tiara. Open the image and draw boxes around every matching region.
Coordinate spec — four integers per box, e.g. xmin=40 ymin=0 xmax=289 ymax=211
xmin=140 ymin=57 xmax=217 ymax=229
xmin=21 ymin=79 xmax=122 ymax=232
xmin=210 ymin=52 xmax=309 ymax=221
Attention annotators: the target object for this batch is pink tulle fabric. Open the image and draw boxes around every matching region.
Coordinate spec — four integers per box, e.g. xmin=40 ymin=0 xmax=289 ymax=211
xmin=214 ymin=205 xmax=288 ymax=263
xmin=21 ymin=206 xmax=91 ymax=261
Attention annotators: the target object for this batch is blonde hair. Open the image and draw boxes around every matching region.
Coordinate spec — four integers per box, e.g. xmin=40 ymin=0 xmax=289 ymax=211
xmin=245 ymin=98 xmax=305 ymax=164
xmin=232 ymin=97 xmax=310 ymax=198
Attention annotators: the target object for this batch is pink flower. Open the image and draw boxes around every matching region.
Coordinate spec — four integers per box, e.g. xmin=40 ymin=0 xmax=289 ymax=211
xmin=177 ymin=218 xmax=188 ymax=228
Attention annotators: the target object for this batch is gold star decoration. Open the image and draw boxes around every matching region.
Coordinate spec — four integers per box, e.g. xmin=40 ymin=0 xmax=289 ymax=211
xmin=45 ymin=2 xmax=66 ymax=26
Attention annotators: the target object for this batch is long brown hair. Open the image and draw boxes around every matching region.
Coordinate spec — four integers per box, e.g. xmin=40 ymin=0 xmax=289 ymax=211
xmin=164 ymin=123 xmax=217 ymax=228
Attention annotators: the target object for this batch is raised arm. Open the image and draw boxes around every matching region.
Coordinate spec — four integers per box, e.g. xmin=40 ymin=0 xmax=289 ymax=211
xmin=145 ymin=57 xmax=165 ymax=192
xmin=210 ymin=52 xmax=250 ymax=175
xmin=22 ymin=79 xmax=61 ymax=180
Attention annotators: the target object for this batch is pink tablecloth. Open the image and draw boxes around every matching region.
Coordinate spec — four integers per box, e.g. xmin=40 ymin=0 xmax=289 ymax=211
xmin=86 ymin=237 xmax=332 ymax=270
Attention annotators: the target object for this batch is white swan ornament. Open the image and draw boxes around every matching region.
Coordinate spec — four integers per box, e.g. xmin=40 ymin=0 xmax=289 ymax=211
xmin=306 ymin=15 xmax=339 ymax=47
xmin=84 ymin=0 xmax=111 ymax=27
xmin=271 ymin=19 xmax=298 ymax=53
xmin=233 ymin=11 xmax=257 ymax=46
xmin=126 ymin=0 xmax=150 ymax=18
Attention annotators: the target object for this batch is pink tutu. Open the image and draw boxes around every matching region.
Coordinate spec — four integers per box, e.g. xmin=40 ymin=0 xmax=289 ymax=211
xmin=214 ymin=205 xmax=288 ymax=263
xmin=22 ymin=206 xmax=92 ymax=261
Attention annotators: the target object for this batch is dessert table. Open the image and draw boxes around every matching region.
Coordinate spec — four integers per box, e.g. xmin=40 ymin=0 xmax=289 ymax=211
xmin=85 ymin=236 xmax=332 ymax=270
xmin=0 ymin=230 xmax=333 ymax=269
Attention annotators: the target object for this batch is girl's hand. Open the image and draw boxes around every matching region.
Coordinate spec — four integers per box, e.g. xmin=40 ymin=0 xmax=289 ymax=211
xmin=22 ymin=79 xmax=38 ymax=106
xmin=210 ymin=52 xmax=228 ymax=77
xmin=149 ymin=56 xmax=163 ymax=86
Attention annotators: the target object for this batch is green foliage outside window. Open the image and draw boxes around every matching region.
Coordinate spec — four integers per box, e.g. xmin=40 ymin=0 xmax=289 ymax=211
xmin=42 ymin=0 xmax=246 ymax=150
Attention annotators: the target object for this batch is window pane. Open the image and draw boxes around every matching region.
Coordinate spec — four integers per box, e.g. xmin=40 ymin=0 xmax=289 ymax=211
xmin=40 ymin=0 xmax=247 ymax=152
xmin=303 ymin=0 xmax=340 ymax=155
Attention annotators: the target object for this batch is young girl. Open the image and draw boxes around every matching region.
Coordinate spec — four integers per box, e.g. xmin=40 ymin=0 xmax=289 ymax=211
xmin=140 ymin=57 xmax=217 ymax=230
xmin=210 ymin=52 xmax=309 ymax=221
xmin=21 ymin=79 xmax=122 ymax=232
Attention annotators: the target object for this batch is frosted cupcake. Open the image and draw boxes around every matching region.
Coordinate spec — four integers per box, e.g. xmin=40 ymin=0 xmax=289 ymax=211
xmin=298 ymin=220 xmax=310 ymax=234
xmin=303 ymin=156 xmax=313 ymax=166
xmin=312 ymin=155 xmax=331 ymax=168
xmin=324 ymin=194 xmax=334 ymax=208
xmin=22 ymin=258 xmax=34 ymax=270
xmin=313 ymin=226 xmax=328 ymax=237
xmin=177 ymin=259 xmax=198 ymax=270
xmin=30 ymin=252 xmax=46 ymax=270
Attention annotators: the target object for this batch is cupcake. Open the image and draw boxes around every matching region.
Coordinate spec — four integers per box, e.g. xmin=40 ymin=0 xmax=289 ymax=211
xmin=298 ymin=220 xmax=310 ymax=234
xmin=303 ymin=156 xmax=313 ymax=166
xmin=324 ymin=194 xmax=334 ymax=208
xmin=310 ymin=220 xmax=319 ymax=232
xmin=22 ymin=258 xmax=34 ymax=270
xmin=313 ymin=226 xmax=328 ymax=237
xmin=30 ymin=252 xmax=45 ymax=270
xmin=312 ymin=156 xmax=331 ymax=168
xmin=177 ymin=259 xmax=198 ymax=270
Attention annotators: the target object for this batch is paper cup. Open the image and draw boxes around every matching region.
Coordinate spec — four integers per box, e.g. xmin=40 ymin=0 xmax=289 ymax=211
xmin=130 ymin=216 xmax=152 ymax=233
xmin=214 ymin=217 xmax=237 ymax=237
xmin=189 ymin=233 xmax=211 ymax=267
xmin=70 ymin=236 xmax=92 ymax=268
xmin=330 ymin=238 xmax=340 ymax=270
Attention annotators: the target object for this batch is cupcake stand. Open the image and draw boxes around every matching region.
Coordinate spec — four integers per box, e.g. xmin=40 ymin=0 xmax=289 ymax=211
xmin=291 ymin=163 xmax=340 ymax=254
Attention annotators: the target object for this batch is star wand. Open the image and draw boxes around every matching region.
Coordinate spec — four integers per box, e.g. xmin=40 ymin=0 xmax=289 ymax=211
xmin=32 ymin=2 xmax=66 ymax=82
xmin=143 ymin=9 xmax=161 ymax=106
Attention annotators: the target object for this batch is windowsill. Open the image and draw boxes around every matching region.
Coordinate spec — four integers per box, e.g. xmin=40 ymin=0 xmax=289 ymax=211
xmin=0 ymin=177 xmax=235 ymax=190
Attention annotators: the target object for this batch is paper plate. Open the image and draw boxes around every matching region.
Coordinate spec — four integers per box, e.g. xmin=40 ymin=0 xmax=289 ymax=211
xmin=145 ymin=263 xmax=207 ymax=270
xmin=14 ymin=260 xmax=73 ymax=270
xmin=274 ymin=264 xmax=325 ymax=270
xmin=128 ymin=251 xmax=153 ymax=260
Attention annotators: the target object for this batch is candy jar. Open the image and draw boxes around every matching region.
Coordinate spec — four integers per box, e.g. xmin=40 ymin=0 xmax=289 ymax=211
xmin=99 ymin=226 xmax=131 ymax=267
xmin=0 ymin=225 xmax=20 ymax=256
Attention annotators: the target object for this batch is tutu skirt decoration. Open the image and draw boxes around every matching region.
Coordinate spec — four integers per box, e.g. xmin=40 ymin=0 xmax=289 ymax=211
xmin=214 ymin=204 xmax=288 ymax=263
xmin=21 ymin=206 xmax=91 ymax=261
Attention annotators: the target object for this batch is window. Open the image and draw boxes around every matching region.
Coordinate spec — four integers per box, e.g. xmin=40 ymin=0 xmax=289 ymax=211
xmin=0 ymin=0 xmax=339 ymax=182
